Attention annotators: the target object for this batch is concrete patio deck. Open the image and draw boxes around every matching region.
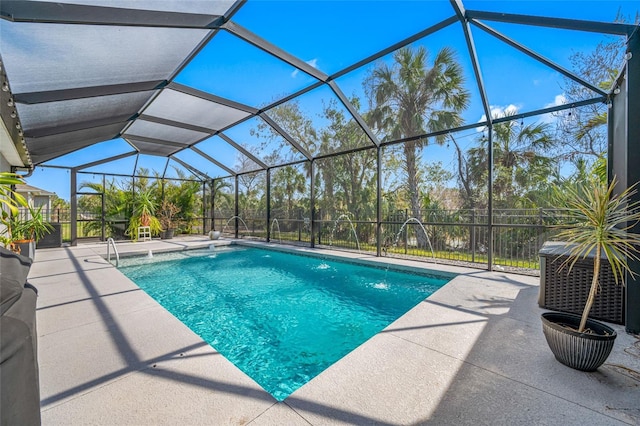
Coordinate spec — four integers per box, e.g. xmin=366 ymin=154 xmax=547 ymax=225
xmin=30 ymin=237 xmax=640 ymax=425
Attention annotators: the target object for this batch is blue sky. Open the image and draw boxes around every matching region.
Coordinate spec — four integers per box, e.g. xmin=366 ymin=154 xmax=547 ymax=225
xmin=21 ymin=0 xmax=638 ymax=201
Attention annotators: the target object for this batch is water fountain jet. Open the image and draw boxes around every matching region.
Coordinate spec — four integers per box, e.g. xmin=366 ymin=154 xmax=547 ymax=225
xmin=221 ymin=215 xmax=251 ymax=237
xmin=270 ymin=218 xmax=282 ymax=244
xmin=329 ymin=214 xmax=361 ymax=254
xmin=390 ymin=217 xmax=436 ymax=262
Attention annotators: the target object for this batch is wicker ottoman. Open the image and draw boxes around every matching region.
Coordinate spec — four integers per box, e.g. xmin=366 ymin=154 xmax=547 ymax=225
xmin=539 ymin=241 xmax=624 ymax=324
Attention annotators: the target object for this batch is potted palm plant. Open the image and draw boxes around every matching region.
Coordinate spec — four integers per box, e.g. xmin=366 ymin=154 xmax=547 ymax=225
xmin=126 ymin=188 xmax=162 ymax=241
xmin=541 ymin=176 xmax=640 ymax=371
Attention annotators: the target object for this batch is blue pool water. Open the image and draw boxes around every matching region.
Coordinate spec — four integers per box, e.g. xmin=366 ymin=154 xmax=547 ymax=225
xmin=119 ymin=246 xmax=453 ymax=400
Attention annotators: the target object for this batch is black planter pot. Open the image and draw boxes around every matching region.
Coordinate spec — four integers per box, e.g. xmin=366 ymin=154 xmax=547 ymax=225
xmin=160 ymin=229 xmax=174 ymax=240
xmin=541 ymin=312 xmax=616 ymax=372
xmin=12 ymin=240 xmax=35 ymax=260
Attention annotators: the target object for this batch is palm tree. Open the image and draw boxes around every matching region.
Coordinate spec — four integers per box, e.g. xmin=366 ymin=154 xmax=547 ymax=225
xmin=368 ymin=46 xmax=469 ymax=236
xmin=271 ymin=166 xmax=306 ymax=215
xmin=165 ymin=168 xmax=203 ymax=233
xmin=210 ymin=178 xmax=233 ymax=231
xmin=211 ymin=178 xmax=233 ymax=212
xmin=467 ymin=115 xmax=555 ymax=209
xmin=78 ymin=179 xmax=129 ymax=238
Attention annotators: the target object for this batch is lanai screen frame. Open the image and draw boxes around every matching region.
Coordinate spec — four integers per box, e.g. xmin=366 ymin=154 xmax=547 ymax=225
xmin=2 ymin=1 xmax=635 ymax=174
xmin=1 ymin=1 xmax=639 ymax=331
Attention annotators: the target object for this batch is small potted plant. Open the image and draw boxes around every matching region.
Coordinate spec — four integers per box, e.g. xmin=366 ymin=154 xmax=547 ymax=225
xmin=541 ymin=176 xmax=640 ymax=371
xmin=0 ymin=172 xmax=28 ymax=249
xmin=8 ymin=205 xmax=54 ymax=259
xmin=158 ymin=199 xmax=180 ymax=240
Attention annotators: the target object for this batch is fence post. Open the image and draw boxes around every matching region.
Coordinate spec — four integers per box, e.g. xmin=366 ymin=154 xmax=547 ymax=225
xmin=202 ymin=183 xmax=206 ymax=235
xmin=309 ymin=160 xmax=316 ymax=248
xmin=404 ymin=209 xmax=408 ymax=255
xmin=101 ymin=186 xmax=106 ymax=241
xmin=266 ymin=169 xmax=271 ymax=242
xmin=471 ymin=209 xmax=476 ymax=263
xmin=70 ymin=168 xmax=77 ymax=246
xmin=234 ymin=175 xmax=239 ymax=239
xmin=538 ymin=207 xmax=544 ymax=253
xmin=317 ymin=209 xmax=322 ymax=245
xmin=376 ymin=145 xmax=382 ymax=257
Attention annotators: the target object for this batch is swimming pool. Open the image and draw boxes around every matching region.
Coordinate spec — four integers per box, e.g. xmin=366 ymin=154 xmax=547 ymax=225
xmin=119 ymin=246 xmax=454 ymax=401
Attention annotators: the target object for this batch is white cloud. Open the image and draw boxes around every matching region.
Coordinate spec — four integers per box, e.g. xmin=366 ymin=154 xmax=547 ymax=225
xmin=540 ymin=93 xmax=567 ymax=124
xmin=545 ymin=94 xmax=566 ymax=109
xmin=476 ymin=104 xmax=520 ymax=131
xmin=291 ymin=58 xmax=319 ymax=78
xmin=474 ymin=95 xmax=569 ymax=129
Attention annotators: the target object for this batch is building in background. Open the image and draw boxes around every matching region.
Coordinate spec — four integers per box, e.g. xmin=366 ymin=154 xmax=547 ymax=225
xmin=15 ymin=183 xmax=54 ymax=215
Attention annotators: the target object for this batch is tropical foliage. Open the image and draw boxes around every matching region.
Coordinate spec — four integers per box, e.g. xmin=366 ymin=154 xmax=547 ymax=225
xmin=161 ymin=170 xmax=203 ymax=233
xmin=0 ymin=172 xmax=27 ymax=216
xmin=79 ymin=179 xmax=129 ymax=238
xmin=75 ymin=167 xmax=205 ymax=240
xmin=466 ymin=113 xmax=555 ymax=209
xmin=9 ymin=205 xmax=54 ymax=242
xmin=367 ymin=46 xmax=469 ymax=230
xmin=44 ymin=32 xmax=631 ymax=270
xmin=1 ymin=173 xmax=54 ymax=250
xmin=195 ymin=39 xmax=625 ymax=265
xmin=126 ymin=187 xmax=162 ymax=239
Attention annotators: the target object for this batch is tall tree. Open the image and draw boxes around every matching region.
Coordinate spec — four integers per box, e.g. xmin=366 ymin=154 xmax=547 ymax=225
xmin=78 ymin=178 xmax=128 ymax=238
xmin=467 ymin=115 xmax=556 ymax=209
xmin=163 ymin=168 xmax=203 ymax=232
xmin=555 ymin=11 xmax=636 ymax=165
xmin=319 ymin=98 xmax=377 ymax=220
xmin=211 ymin=178 xmax=234 ymax=215
xmin=367 ymin=46 xmax=469 ymax=230
xmin=253 ymin=101 xmax=318 ymax=164
xmin=271 ymin=165 xmax=306 ymax=215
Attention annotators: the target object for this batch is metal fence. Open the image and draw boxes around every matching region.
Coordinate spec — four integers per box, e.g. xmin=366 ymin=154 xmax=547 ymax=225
xmin=34 ymin=207 xmax=569 ymax=274
xmin=20 ymin=208 xmax=209 ymax=242
xmin=379 ymin=208 xmax=569 ymax=272
xmin=214 ymin=207 xmax=570 ymax=274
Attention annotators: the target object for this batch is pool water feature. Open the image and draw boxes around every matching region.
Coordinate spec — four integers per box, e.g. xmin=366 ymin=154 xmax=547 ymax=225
xmin=118 ymin=246 xmax=454 ymax=401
